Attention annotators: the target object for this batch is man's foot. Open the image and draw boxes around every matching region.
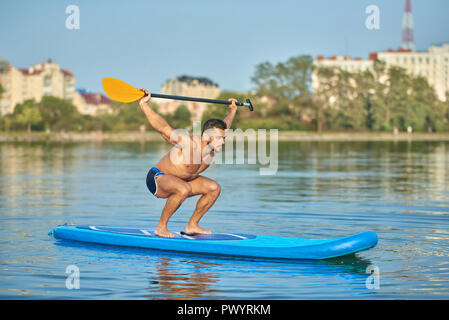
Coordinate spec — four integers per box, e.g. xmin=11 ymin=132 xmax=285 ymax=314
xmin=185 ymin=223 xmax=212 ymax=235
xmin=154 ymin=227 xmax=175 ymax=238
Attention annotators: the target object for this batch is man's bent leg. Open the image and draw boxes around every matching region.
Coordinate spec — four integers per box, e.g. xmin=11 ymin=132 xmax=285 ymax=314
xmin=185 ymin=176 xmax=221 ymax=235
xmin=153 ymin=175 xmax=192 ymax=238
xmin=155 ymin=191 xmax=189 ymax=237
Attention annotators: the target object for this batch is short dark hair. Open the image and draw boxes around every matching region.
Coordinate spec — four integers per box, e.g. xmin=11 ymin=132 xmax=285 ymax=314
xmin=202 ymin=119 xmax=227 ymax=134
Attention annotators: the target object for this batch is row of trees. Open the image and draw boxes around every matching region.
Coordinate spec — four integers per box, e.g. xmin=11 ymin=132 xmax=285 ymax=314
xmin=202 ymin=55 xmax=448 ymax=132
xmin=88 ymin=101 xmax=191 ymax=132
xmin=1 ymin=55 xmax=449 ymax=133
xmin=0 ymin=93 xmax=192 ymax=133
xmin=0 ymin=96 xmax=81 ymax=132
xmin=313 ymin=60 xmax=448 ymax=132
xmin=244 ymin=55 xmax=449 ymax=132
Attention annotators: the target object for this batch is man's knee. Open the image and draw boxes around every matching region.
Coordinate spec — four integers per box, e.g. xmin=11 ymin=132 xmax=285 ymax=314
xmin=178 ymin=184 xmax=192 ymax=198
xmin=208 ymin=182 xmax=221 ymax=196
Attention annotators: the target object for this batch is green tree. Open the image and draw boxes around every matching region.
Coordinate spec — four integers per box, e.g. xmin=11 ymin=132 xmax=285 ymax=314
xmin=102 ymin=100 xmax=160 ymax=131
xmin=251 ymin=55 xmax=314 ymax=123
xmin=0 ymin=84 xmax=4 ymax=131
xmin=444 ymin=92 xmax=449 ymax=131
xmin=16 ymin=102 xmax=42 ymax=132
xmin=38 ymin=96 xmax=80 ymax=131
xmin=12 ymin=99 xmax=43 ymax=131
xmin=367 ymin=61 xmax=391 ymax=131
xmin=312 ymin=66 xmax=338 ymax=131
xmin=410 ymin=76 xmax=444 ymax=132
xmin=314 ymin=67 xmax=377 ymax=131
xmin=114 ymin=101 xmax=145 ymax=131
xmin=334 ymin=70 xmax=369 ymax=130
xmin=384 ymin=67 xmax=413 ymax=131
xmin=313 ymin=66 xmax=369 ymax=131
xmin=201 ymin=91 xmax=249 ymax=127
xmin=166 ymin=104 xmax=191 ymax=129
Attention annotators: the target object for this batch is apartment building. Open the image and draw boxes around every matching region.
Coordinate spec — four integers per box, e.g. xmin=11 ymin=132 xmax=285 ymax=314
xmin=377 ymin=44 xmax=449 ymax=100
xmin=157 ymin=75 xmax=220 ymax=121
xmin=0 ymin=58 xmax=75 ymax=115
xmin=72 ymin=90 xmax=113 ymax=116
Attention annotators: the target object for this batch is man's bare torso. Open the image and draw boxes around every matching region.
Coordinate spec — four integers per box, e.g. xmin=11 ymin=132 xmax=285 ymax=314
xmin=155 ymin=135 xmax=214 ymax=181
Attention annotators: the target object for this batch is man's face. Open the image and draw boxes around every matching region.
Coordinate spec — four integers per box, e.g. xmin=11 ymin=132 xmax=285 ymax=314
xmin=204 ymin=127 xmax=226 ymax=152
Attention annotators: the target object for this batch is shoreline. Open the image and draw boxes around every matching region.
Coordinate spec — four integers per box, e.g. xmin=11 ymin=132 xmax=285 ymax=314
xmin=1 ymin=131 xmax=449 ymax=142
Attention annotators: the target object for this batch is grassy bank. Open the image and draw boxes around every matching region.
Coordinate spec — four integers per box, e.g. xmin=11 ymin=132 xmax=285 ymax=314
xmin=2 ymin=131 xmax=449 ymax=142
xmin=276 ymin=131 xmax=449 ymax=141
xmin=0 ymin=131 xmax=163 ymax=143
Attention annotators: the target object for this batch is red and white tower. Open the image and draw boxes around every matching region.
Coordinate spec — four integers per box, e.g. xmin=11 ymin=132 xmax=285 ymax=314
xmin=401 ymin=0 xmax=415 ymax=51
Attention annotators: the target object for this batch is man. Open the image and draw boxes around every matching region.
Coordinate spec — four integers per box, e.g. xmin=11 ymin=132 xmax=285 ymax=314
xmin=138 ymin=89 xmax=238 ymax=238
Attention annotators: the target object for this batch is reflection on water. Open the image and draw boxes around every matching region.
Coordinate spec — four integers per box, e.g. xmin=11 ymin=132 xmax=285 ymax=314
xmin=0 ymin=140 xmax=448 ymax=299
xmin=148 ymin=257 xmax=220 ymax=300
xmin=145 ymin=251 xmax=376 ymax=300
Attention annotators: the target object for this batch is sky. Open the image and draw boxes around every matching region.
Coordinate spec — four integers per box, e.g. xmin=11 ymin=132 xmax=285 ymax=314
xmin=1 ymin=0 xmax=448 ymax=94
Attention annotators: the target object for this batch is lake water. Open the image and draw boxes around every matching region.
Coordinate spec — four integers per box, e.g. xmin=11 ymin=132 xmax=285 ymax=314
xmin=0 ymin=140 xmax=448 ymax=299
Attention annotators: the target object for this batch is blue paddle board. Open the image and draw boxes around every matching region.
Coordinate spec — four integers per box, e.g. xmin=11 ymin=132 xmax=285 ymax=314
xmin=51 ymin=225 xmax=378 ymax=260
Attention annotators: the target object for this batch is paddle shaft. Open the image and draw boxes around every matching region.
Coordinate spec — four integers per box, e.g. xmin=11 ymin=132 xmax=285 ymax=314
xmin=146 ymin=93 xmax=254 ymax=111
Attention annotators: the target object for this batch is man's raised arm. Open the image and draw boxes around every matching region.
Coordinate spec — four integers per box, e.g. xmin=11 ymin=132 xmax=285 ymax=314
xmin=223 ymin=98 xmax=238 ymax=129
xmin=138 ymin=89 xmax=175 ymax=144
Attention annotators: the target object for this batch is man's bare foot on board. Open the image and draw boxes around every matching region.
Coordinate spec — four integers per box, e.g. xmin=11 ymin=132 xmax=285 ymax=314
xmin=185 ymin=223 xmax=212 ymax=235
xmin=154 ymin=226 xmax=175 ymax=238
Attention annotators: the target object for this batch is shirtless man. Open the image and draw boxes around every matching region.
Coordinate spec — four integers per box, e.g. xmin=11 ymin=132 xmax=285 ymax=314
xmin=138 ymin=89 xmax=238 ymax=238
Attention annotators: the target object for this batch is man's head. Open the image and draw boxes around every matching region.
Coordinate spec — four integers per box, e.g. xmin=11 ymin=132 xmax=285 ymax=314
xmin=202 ymin=119 xmax=227 ymax=151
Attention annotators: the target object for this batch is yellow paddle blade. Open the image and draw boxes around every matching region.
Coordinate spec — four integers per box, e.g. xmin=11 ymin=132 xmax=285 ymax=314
xmin=102 ymin=78 xmax=145 ymax=103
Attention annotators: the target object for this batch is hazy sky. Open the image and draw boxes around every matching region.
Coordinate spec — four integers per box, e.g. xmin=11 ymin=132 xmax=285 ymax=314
xmin=1 ymin=0 xmax=448 ymax=94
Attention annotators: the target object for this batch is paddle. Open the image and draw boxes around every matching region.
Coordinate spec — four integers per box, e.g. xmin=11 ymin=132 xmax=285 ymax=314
xmin=102 ymin=78 xmax=254 ymax=111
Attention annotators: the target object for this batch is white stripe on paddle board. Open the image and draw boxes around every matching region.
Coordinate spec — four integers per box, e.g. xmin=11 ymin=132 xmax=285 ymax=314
xmin=220 ymin=233 xmax=248 ymax=240
xmin=140 ymin=230 xmax=152 ymax=236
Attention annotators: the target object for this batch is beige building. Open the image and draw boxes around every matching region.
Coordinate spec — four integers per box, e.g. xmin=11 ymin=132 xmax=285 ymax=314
xmin=0 ymin=58 xmax=75 ymax=115
xmin=313 ymin=43 xmax=449 ymax=101
xmin=313 ymin=54 xmax=374 ymax=73
xmin=0 ymin=58 xmax=112 ymax=116
xmin=72 ymin=91 xmax=113 ymax=116
xmin=377 ymin=44 xmax=449 ymax=101
xmin=156 ymin=75 xmax=220 ymax=121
